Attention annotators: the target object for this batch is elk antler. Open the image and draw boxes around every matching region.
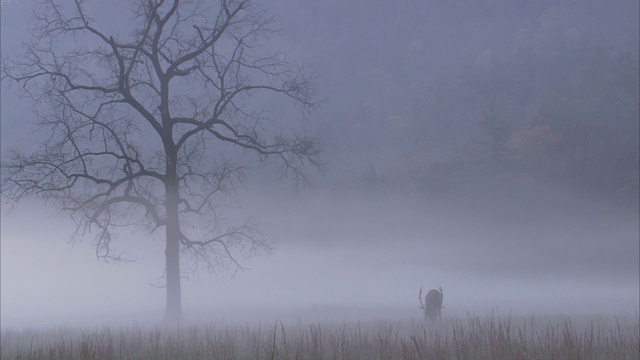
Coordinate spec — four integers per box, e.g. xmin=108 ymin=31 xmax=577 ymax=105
xmin=418 ymin=286 xmax=427 ymax=312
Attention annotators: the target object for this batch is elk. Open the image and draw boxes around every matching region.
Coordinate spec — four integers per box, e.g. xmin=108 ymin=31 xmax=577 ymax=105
xmin=418 ymin=286 xmax=444 ymax=322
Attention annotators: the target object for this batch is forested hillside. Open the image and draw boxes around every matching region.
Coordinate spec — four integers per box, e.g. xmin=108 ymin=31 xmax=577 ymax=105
xmin=274 ymin=0 xmax=639 ymax=210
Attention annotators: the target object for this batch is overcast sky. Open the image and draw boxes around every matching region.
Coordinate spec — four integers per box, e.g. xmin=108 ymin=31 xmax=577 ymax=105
xmin=1 ymin=0 xmax=638 ymax=328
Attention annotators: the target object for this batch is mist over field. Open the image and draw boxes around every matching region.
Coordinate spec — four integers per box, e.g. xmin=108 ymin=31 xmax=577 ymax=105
xmin=1 ymin=0 xmax=638 ymax=330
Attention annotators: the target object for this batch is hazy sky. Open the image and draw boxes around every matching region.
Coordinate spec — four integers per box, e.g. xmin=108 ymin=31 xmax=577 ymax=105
xmin=1 ymin=0 xmax=638 ymax=328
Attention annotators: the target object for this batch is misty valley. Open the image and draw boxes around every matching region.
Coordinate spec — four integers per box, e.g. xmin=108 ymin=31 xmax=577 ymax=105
xmin=1 ymin=0 xmax=638 ymax=359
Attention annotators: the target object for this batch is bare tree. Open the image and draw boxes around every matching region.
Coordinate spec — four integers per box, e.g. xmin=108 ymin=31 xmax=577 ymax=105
xmin=1 ymin=0 xmax=320 ymax=323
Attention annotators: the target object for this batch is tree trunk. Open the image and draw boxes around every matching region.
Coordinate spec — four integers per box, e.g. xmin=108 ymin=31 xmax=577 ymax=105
xmin=164 ymin=219 xmax=181 ymax=322
xmin=163 ymin=155 xmax=182 ymax=323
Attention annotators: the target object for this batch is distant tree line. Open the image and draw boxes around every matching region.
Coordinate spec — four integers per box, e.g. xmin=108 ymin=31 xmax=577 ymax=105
xmin=281 ymin=0 xmax=639 ymax=210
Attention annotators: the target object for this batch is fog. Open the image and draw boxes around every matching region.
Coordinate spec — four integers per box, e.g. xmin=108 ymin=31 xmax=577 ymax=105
xmin=1 ymin=0 xmax=638 ymax=329
xmin=2 ymin=187 xmax=638 ymax=328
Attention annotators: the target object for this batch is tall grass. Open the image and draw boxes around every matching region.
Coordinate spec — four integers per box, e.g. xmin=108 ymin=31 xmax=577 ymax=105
xmin=2 ymin=313 xmax=638 ymax=359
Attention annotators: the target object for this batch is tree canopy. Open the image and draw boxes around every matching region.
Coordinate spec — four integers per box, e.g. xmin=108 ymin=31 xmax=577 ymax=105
xmin=1 ymin=0 xmax=321 ymax=322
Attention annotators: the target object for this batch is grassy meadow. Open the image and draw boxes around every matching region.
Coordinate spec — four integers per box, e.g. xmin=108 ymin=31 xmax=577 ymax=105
xmin=1 ymin=314 xmax=640 ymax=360
xmin=1 ymin=312 xmax=638 ymax=359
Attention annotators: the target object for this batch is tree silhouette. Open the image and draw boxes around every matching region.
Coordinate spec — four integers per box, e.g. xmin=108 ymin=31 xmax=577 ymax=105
xmin=1 ymin=0 xmax=320 ymax=322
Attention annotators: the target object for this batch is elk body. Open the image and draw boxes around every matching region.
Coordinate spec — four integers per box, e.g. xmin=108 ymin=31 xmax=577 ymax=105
xmin=419 ymin=286 xmax=444 ymax=322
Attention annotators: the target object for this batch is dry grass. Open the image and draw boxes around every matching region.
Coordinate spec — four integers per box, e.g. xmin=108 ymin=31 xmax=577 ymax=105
xmin=2 ymin=313 xmax=638 ymax=359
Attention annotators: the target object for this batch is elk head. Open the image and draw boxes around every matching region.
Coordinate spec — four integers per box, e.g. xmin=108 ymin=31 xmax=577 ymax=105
xmin=418 ymin=286 xmax=444 ymax=322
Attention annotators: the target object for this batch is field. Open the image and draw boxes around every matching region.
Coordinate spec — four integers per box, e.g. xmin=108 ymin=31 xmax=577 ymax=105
xmin=2 ymin=313 xmax=638 ymax=360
